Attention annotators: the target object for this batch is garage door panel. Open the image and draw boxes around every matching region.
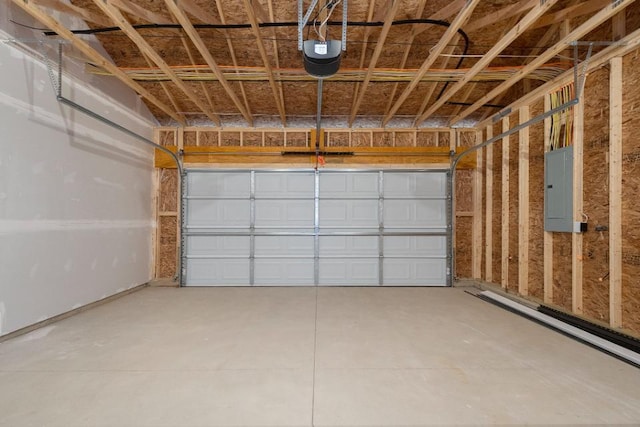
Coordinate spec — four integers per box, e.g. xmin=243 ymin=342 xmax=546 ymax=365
xmin=255 ymin=172 xmax=314 ymax=198
xmin=187 ymin=200 xmax=250 ymax=228
xmin=255 ymin=236 xmax=314 ymax=257
xmin=383 ymin=259 xmax=446 ymax=286
xmin=254 ymin=259 xmax=314 ymax=286
xmin=319 ymin=200 xmax=379 ymax=228
xmin=319 ymin=259 xmax=379 ymax=285
xmin=320 ymin=173 xmax=378 ymax=198
xmin=319 ymin=236 xmax=378 ymax=256
xmin=383 ymin=172 xmax=446 ymax=198
xmin=186 ymin=258 xmax=250 ymax=285
xmin=255 ymin=200 xmax=314 ymax=228
xmin=188 ymin=172 xmax=250 ymax=198
xmin=183 ymin=169 xmax=449 ymax=287
xmin=187 ymin=236 xmax=250 ymax=257
xmin=384 ymin=236 xmax=446 ymax=257
xmin=383 ymin=199 xmax=447 ymax=229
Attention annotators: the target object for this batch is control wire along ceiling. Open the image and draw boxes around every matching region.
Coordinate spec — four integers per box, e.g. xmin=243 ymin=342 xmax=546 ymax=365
xmin=298 ymin=0 xmax=347 ymax=78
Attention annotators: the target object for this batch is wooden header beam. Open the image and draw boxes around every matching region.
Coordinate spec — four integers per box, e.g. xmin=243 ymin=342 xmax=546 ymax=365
xmin=415 ymin=0 xmax=559 ymax=126
xmin=155 ymin=145 xmax=476 ymax=169
xmin=11 ymin=0 xmax=185 ymax=125
xmin=382 ymin=0 xmax=481 ymax=127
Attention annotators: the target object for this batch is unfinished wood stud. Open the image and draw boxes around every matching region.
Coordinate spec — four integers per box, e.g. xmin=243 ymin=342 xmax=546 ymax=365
xmin=501 ymin=117 xmax=510 ymax=290
xmin=518 ymin=106 xmax=530 ymax=296
xmin=609 ymin=56 xmax=623 ymax=328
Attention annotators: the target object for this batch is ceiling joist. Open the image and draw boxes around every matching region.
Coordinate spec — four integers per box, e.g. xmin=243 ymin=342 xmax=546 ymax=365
xmin=465 ymin=0 xmax=537 ymax=33
xmin=178 ymin=0 xmax=221 ymax=24
xmin=178 ymin=32 xmax=218 ymax=119
xmin=93 ymin=0 xmax=222 ymax=125
xmin=164 ymin=0 xmax=254 ymax=125
xmin=382 ymin=0 xmax=482 ymax=127
xmin=383 ymin=0 xmax=455 ymax=118
xmin=142 ymin=52 xmax=185 ymax=122
xmin=529 ymin=0 xmax=611 ymax=30
xmin=411 ymin=41 xmax=460 ymax=123
xmin=11 ymin=0 xmax=186 ymax=125
xmin=411 ymin=0 xmax=468 ymax=38
xmin=249 ymin=0 xmax=272 ymax=23
xmin=348 ymin=0 xmax=377 ymax=125
xmin=265 ymin=0 xmax=286 ymax=126
xmin=348 ymin=0 xmax=400 ymax=125
xmin=31 ymin=0 xmax=112 ymax=27
xmin=451 ymin=0 xmax=638 ymax=125
xmin=110 ymin=0 xmax=172 ymax=24
xmin=241 ymin=0 xmax=287 ymax=125
xmin=213 ymin=0 xmax=254 ymax=124
xmin=415 ymin=0 xmax=560 ymax=126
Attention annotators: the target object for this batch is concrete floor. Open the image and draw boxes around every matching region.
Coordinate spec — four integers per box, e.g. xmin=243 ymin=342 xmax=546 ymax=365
xmin=1 ymin=287 xmax=639 ymax=426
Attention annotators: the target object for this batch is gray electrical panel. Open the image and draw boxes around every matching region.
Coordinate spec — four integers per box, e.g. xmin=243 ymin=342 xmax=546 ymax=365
xmin=544 ymin=146 xmax=573 ymax=232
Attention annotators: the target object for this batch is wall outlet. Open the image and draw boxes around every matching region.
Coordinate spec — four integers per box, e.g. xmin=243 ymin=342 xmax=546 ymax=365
xmin=573 ymin=222 xmax=588 ymax=233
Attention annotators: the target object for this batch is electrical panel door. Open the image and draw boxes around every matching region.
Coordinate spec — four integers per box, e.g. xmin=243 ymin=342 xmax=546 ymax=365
xmin=544 ymin=146 xmax=573 ymax=232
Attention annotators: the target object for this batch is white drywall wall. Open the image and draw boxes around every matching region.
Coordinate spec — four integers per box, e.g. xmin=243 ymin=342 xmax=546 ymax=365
xmin=0 ymin=7 xmax=158 ymax=336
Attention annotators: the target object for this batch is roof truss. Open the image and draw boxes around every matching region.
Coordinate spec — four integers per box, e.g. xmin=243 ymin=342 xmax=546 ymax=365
xmin=451 ymin=0 xmax=638 ymax=125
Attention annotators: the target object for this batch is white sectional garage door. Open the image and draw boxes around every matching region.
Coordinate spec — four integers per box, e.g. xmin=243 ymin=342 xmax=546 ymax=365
xmin=181 ymin=170 xmax=450 ymax=286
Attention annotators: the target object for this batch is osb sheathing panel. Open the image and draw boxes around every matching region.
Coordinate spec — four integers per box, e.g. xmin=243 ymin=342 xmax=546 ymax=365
xmin=416 ymin=132 xmax=438 ymax=147
xmin=456 ymin=217 xmax=473 ymax=279
xmin=491 ymin=121 xmax=502 ymax=283
xmin=184 ymin=131 xmax=197 ymax=147
xmin=199 ymin=131 xmax=219 ymax=146
xmin=243 ymin=132 xmax=263 ymax=147
xmin=327 ymin=132 xmax=349 ymax=147
xmin=353 ymin=132 xmax=372 ymax=147
xmin=622 ymin=49 xmax=640 ymax=334
xmin=220 ymin=132 xmax=241 ymax=146
xmin=508 ymin=112 xmax=519 ymax=293
xmin=395 ymin=132 xmax=414 ymax=147
xmin=159 ymin=129 xmax=176 ymax=146
xmin=527 ymin=99 xmax=544 ymax=300
xmin=456 ymin=172 xmax=473 ymax=213
xmin=158 ymin=169 xmax=178 ymax=212
xmin=582 ymin=67 xmax=610 ymax=323
xmin=158 ymin=216 xmax=177 ymax=278
xmin=372 ymin=132 xmax=393 ymax=147
xmin=68 ymin=0 xmax=540 ymax=123
xmin=553 ymin=232 xmax=573 ymax=312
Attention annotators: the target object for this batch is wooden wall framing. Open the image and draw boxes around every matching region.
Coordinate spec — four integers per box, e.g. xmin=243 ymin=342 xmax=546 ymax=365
xmin=153 ymin=127 xmax=480 ymax=285
xmin=473 ymin=34 xmax=640 ymax=337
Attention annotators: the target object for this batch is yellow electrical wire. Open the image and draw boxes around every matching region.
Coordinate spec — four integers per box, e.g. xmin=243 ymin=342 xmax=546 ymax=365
xmin=549 ymin=82 xmax=575 ymax=150
xmin=85 ymin=62 xmax=572 ymax=83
